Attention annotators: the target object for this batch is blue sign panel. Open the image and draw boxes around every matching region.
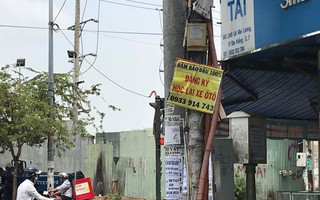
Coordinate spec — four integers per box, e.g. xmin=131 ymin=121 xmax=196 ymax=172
xmin=254 ymin=0 xmax=320 ymax=49
xmin=221 ymin=0 xmax=320 ymax=60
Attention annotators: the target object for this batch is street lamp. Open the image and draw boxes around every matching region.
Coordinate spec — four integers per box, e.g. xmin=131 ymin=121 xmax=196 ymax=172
xmin=16 ymin=59 xmax=25 ymax=81
xmin=16 ymin=59 xmax=25 ymax=67
xmin=67 ymin=51 xmax=96 ymax=64
xmin=67 ymin=50 xmax=76 ymax=59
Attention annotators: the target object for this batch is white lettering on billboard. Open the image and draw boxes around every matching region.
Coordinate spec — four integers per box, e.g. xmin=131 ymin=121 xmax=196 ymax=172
xmin=280 ymin=0 xmax=308 ymax=9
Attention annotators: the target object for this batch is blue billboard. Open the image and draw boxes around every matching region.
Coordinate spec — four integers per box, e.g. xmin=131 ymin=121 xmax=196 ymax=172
xmin=221 ymin=0 xmax=320 ymax=60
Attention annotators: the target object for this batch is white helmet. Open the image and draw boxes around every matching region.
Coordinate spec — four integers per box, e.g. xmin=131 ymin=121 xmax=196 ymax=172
xmin=60 ymin=172 xmax=68 ymax=178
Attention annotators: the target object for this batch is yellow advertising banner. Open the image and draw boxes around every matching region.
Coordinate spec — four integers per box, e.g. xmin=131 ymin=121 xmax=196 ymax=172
xmin=167 ymin=58 xmax=223 ymax=114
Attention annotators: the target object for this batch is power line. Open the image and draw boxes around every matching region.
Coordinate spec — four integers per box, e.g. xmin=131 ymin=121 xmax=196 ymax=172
xmin=57 ymin=23 xmax=151 ymax=99
xmin=125 ymin=0 xmax=161 ymax=7
xmin=0 ymin=24 xmax=163 ymax=36
xmin=78 ymin=0 xmax=100 ymax=72
xmin=79 ymin=0 xmax=101 ymax=76
xmin=81 ymin=0 xmax=89 ymax=22
xmin=96 ymin=29 xmax=220 ymax=37
xmin=90 ymin=64 xmax=151 ymax=98
xmin=99 ymin=33 xmax=160 ymax=45
xmin=100 ymin=0 xmax=162 ymax=11
xmin=53 ymin=0 xmax=67 ymax=23
xmin=158 ymin=58 xmax=164 ymax=86
xmin=57 ymin=27 xmax=74 ymax=49
xmin=94 ymin=29 xmax=162 ymax=35
xmin=158 ymin=9 xmax=163 ymax=33
xmin=0 ymin=24 xmax=47 ymax=30
xmin=80 ymin=0 xmax=89 ymax=56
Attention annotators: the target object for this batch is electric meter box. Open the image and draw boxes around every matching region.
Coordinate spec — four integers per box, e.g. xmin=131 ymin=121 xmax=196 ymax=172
xmin=296 ymin=152 xmax=306 ymax=167
xmin=185 ymin=23 xmax=207 ymax=51
xmin=227 ymin=111 xmax=267 ymax=164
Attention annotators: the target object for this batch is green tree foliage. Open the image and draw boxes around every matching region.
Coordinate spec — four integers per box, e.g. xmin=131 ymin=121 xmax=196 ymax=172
xmin=0 ymin=65 xmax=104 ymax=199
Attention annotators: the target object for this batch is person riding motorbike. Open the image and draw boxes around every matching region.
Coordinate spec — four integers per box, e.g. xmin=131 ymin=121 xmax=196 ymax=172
xmin=16 ymin=166 xmax=52 ymax=200
xmin=48 ymin=172 xmax=72 ymax=200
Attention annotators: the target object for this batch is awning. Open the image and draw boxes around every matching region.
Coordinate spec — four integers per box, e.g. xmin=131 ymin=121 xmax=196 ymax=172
xmin=220 ymin=34 xmax=320 ymax=121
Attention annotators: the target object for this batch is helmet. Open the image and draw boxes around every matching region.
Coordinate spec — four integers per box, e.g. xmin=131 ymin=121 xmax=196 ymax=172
xmin=24 ymin=165 xmax=41 ymax=178
xmin=60 ymin=172 xmax=68 ymax=178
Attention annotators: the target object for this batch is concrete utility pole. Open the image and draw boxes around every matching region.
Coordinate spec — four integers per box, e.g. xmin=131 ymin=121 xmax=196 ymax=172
xmin=73 ymin=0 xmax=80 ymax=134
xmin=163 ymin=0 xmax=219 ymax=199
xmin=47 ymin=0 xmax=55 ymax=190
xmin=163 ymin=0 xmax=186 ymax=97
xmin=187 ymin=52 xmax=207 ymax=200
xmin=184 ymin=4 xmax=212 ymax=200
xmin=163 ymin=0 xmax=187 ymax=199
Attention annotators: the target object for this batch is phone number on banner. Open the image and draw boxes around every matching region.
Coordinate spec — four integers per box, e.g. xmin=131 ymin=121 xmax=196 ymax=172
xmin=168 ymin=94 xmax=214 ymax=113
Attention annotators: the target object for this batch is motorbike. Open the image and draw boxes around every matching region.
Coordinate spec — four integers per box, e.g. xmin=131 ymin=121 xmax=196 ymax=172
xmin=43 ymin=191 xmax=61 ymax=200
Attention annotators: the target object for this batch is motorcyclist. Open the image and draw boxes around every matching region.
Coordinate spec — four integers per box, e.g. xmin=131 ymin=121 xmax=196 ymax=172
xmin=16 ymin=166 xmax=51 ymax=200
xmin=48 ymin=172 xmax=72 ymax=200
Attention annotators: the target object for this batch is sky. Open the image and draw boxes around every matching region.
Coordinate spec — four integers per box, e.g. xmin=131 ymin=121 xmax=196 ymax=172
xmin=0 ymin=0 xmax=221 ymax=134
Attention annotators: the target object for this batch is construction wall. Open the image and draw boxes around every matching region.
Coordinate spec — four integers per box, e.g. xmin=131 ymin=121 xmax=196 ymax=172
xmin=0 ymin=134 xmax=90 ymax=173
xmin=86 ymin=143 xmax=113 ymax=196
xmin=91 ymin=129 xmax=163 ymax=199
xmin=2 ymin=129 xmax=314 ymax=199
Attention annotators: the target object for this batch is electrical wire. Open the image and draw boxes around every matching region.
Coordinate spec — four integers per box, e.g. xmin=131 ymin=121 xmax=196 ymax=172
xmin=57 ymin=27 xmax=74 ymax=50
xmin=125 ymin=0 xmax=161 ymax=7
xmin=58 ymin=32 xmax=151 ymax=100
xmin=158 ymin=9 xmax=163 ymax=33
xmin=53 ymin=0 xmax=67 ymax=23
xmin=90 ymin=65 xmax=150 ymax=98
xmin=157 ymin=0 xmax=164 ymax=87
xmin=55 ymin=6 xmax=150 ymax=98
xmin=159 ymin=37 xmax=164 ymax=53
xmin=0 ymin=24 xmax=163 ymax=36
xmin=98 ymin=33 xmax=160 ymax=45
xmin=94 ymin=30 xmax=162 ymax=35
xmin=0 ymin=24 xmax=47 ymax=30
xmin=0 ymin=1 xmax=174 ymax=100
xmin=81 ymin=0 xmax=88 ymax=22
xmin=80 ymin=0 xmax=163 ymax=91
xmin=158 ymin=58 xmax=164 ymax=86
xmin=57 ymin=27 xmax=76 ymax=75
xmin=79 ymin=0 xmax=101 ymax=76
xmin=80 ymin=0 xmax=89 ymax=60
xmin=93 ymin=0 xmax=101 ymax=63
xmin=100 ymin=0 xmax=162 ymax=11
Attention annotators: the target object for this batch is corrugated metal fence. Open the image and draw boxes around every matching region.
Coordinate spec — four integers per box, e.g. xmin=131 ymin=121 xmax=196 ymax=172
xmin=88 ymin=129 xmax=160 ymax=199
